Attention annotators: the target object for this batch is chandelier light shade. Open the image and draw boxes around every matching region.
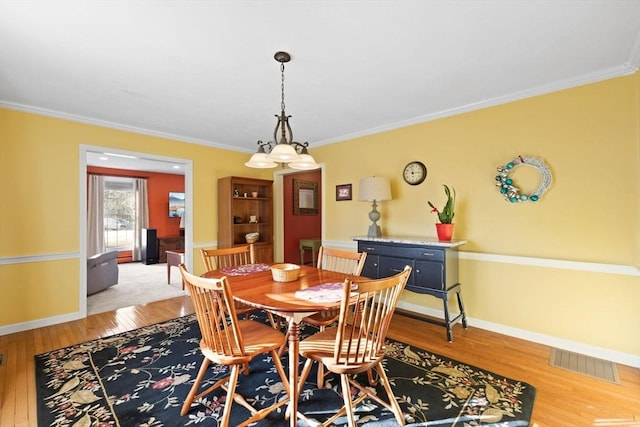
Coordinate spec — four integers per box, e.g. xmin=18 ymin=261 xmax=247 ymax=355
xmin=245 ymin=51 xmax=319 ymax=170
xmin=267 ymin=142 xmax=299 ymax=162
xmin=358 ymin=176 xmax=392 ymax=238
xmin=245 ymin=144 xmax=277 ymax=168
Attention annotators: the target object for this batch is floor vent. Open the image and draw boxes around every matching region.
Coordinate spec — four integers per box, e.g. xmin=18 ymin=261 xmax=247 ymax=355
xmin=550 ymin=348 xmax=619 ymax=384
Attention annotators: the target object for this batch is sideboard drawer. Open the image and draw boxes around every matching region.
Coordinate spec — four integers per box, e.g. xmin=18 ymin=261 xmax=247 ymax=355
xmin=358 ymin=242 xmax=445 ymax=261
xmin=378 ymin=256 xmax=414 ymax=281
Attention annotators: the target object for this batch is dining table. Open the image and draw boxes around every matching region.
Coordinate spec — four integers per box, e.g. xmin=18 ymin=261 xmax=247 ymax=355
xmin=202 ymin=263 xmax=358 ymax=426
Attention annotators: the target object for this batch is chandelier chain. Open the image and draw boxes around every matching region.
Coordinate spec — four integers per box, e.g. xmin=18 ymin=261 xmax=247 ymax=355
xmin=280 ymin=62 xmax=286 ymax=113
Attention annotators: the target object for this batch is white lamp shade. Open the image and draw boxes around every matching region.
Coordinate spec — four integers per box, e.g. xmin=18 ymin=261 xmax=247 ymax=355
xmin=358 ymin=176 xmax=392 ymax=202
xmin=245 ymin=152 xmax=277 ymax=168
xmin=289 ymin=153 xmax=320 ymax=170
xmin=267 ymin=143 xmax=300 ymax=162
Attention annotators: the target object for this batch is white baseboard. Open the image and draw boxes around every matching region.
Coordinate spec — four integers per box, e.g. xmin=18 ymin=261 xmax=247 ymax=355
xmin=0 ymin=311 xmax=85 ymax=337
xmin=396 ymin=301 xmax=640 ymax=369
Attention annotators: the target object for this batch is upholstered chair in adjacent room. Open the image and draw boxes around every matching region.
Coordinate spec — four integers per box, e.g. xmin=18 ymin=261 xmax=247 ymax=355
xmin=86 ymin=251 xmax=119 ymax=295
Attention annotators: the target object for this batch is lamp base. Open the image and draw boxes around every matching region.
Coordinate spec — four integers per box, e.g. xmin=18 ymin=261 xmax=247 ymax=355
xmin=367 ymin=224 xmax=382 ymax=238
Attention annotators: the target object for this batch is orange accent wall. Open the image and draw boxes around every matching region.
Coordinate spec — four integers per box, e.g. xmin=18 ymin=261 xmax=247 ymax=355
xmin=88 ymin=166 xmax=185 ymax=261
xmin=283 ymin=170 xmax=322 ymax=263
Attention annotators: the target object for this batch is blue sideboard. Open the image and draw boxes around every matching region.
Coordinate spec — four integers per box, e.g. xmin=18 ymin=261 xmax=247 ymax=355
xmin=353 ymin=235 xmax=467 ymax=342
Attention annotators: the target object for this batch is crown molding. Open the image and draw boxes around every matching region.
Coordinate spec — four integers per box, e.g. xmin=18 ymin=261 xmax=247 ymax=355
xmin=0 ymin=101 xmax=253 ymax=153
xmin=315 ymin=63 xmax=640 ymax=147
xmin=2 ymin=61 xmax=638 ymax=152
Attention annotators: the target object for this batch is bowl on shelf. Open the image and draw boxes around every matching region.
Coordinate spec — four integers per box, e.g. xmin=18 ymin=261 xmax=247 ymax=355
xmin=245 ymin=232 xmax=259 ymax=244
xmin=270 ymin=263 xmax=301 ymax=282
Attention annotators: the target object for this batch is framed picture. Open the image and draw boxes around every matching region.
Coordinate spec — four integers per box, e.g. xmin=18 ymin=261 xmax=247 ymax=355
xmin=168 ymin=192 xmax=185 ymax=217
xmin=293 ymin=179 xmax=319 ymax=215
xmin=336 ymin=184 xmax=352 ymax=201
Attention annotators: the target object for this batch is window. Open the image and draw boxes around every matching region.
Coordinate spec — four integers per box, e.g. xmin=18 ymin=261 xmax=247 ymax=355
xmin=104 ymin=177 xmax=135 ymax=250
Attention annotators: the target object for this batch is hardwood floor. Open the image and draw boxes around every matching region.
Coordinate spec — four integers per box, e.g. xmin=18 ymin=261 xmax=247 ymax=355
xmin=1 ymin=296 xmax=638 ymax=426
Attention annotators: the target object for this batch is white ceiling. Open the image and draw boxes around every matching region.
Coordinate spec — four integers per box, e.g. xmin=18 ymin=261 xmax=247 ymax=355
xmin=1 ymin=1 xmax=639 ymax=173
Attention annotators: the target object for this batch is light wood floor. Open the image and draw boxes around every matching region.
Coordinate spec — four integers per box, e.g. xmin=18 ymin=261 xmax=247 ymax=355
xmin=1 ymin=296 xmax=638 ymax=427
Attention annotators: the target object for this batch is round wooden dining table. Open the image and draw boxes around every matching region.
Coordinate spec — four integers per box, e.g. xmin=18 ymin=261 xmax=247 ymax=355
xmin=203 ymin=264 xmax=357 ymax=426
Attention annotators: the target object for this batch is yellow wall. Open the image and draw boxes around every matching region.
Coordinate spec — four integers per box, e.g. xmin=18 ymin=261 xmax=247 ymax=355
xmin=318 ymin=73 xmax=639 ymax=264
xmin=0 ymin=72 xmax=638 ymax=360
xmin=0 ymin=111 xmax=271 ymax=326
xmin=316 ymin=72 xmax=640 ymax=357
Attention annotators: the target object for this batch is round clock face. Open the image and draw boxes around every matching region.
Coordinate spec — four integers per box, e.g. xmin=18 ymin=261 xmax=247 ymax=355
xmin=403 ymin=161 xmax=427 ymax=185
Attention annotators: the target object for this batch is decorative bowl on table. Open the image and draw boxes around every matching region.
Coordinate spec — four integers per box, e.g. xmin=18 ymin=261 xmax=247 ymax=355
xmin=245 ymin=232 xmax=259 ymax=244
xmin=270 ymin=263 xmax=301 ymax=282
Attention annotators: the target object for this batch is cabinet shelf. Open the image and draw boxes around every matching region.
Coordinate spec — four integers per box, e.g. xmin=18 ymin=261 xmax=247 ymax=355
xmin=233 ymin=196 xmax=268 ymax=200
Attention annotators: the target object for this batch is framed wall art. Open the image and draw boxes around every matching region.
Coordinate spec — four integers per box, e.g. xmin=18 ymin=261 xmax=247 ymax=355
xmin=336 ymin=184 xmax=352 ymax=201
xmin=293 ymin=179 xmax=318 ymax=215
xmin=168 ymin=192 xmax=185 ymax=217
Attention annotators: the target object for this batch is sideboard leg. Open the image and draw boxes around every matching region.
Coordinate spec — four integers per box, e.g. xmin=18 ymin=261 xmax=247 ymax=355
xmin=442 ymin=295 xmax=454 ymax=342
xmin=456 ymin=290 xmax=468 ymax=329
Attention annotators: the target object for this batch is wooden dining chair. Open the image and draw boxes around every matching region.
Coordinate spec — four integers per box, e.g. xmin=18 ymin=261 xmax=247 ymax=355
xmin=178 ymin=264 xmax=290 ymax=426
xmin=296 ymin=265 xmax=412 ymax=427
xmin=316 ymin=246 xmax=367 ymax=276
xmin=279 ymin=247 xmax=368 ymax=386
xmin=200 ymin=244 xmax=277 ymax=326
xmin=277 ymin=248 xmax=366 ymax=351
xmin=200 ymin=244 xmax=255 ymax=271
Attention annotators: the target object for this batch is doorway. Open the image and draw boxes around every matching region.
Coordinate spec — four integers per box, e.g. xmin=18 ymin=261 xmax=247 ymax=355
xmin=273 ymin=166 xmax=324 ymax=263
xmin=80 ymin=145 xmax=193 ymax=316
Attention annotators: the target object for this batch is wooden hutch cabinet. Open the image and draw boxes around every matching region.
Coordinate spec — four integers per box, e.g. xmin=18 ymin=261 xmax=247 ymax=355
xmin=217 ymin=176 xmax=273 ymax=263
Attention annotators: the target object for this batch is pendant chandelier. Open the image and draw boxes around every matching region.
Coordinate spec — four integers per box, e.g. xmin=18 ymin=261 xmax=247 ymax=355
xmin=245 ymin=51 xmax=319 ymax=170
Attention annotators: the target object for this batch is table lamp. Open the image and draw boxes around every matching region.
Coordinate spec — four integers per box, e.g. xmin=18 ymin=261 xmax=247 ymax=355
xmin=358 ymin=176 xmax=392 ymax=237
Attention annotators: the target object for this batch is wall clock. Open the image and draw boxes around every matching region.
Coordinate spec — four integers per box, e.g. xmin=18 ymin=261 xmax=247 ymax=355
xmin=402 ymin=161 xmax=427 ymax=185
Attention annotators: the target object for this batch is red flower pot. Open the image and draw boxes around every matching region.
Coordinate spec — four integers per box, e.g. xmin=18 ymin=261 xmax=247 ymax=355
xmin=435 ymin=223 xmax=454 ymax=241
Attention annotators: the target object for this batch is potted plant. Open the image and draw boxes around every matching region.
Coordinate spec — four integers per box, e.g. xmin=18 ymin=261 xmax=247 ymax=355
xmin=428 ymin=185 xmax=456 ymax=241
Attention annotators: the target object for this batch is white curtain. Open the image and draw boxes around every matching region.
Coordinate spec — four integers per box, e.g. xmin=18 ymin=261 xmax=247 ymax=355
xmin=87 ymin=174 xmax=105 ymax=256
xmin=132 ymin=178 xmax=149 ymax=261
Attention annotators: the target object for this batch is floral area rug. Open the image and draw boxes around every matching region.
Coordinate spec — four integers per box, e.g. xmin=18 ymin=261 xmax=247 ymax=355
xmin=35 ymin=313 xmax=535 ymax=426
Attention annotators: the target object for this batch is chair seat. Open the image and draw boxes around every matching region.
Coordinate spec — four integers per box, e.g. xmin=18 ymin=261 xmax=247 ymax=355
xmin=299 ymin=326 xmax=383 ymax=375
xmin=301 ymin=309 xmax=340 ymax=327
xmin=235 ymin=301 xmax=258 ymax=316
xmin=201 ymin=320 xmax=286 ymax=364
